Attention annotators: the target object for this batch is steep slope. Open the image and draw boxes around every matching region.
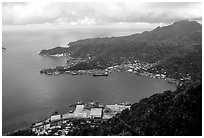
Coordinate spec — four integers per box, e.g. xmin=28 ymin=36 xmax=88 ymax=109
xmin=131 ymin=20 xmax=201 ymax=41
xmin=67 ymin=82 xmax=202 ymax=136
xmin=40 ymin=20 xmax=201 ymax=59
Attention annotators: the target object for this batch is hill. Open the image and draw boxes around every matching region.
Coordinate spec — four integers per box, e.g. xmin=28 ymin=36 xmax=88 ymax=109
xmin=39 ymin=20 xmax=202 ymax=81
xmin=67 ymin=82 xmax=202 ymax=136
xmin=9 ymin=81 xmax=202 ymax=136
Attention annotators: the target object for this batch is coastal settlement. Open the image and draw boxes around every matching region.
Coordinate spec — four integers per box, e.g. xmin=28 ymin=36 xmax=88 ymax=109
xmin=39 ymin=55 xmax=187 ymax=85
xmin=29 ymin=101 xmax=131 ymax=136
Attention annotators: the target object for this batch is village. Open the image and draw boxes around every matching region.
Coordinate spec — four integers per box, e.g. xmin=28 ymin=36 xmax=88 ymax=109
xmin=40 ymin=56 xmax=183 ymax=85
xmin=31 ymin=101 xmax=131 ymax=136
xmin=39 ymin=56 xmax=154 ymax=76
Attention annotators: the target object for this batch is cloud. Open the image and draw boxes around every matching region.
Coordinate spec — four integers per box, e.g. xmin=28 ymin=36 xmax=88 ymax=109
xmin=3 ymin=2 xmax=62 ymax=25
xmin=2 ymin=2 xmax=202 ymax=26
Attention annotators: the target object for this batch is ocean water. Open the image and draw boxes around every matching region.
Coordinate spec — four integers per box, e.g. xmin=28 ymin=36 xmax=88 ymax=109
xmin=2 ymin=28 xmax=176 ymax=134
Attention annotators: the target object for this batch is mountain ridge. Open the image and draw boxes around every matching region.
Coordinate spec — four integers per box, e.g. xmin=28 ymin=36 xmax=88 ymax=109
xmin=40 ymin=20 xmax=201 ymax=56
xmin=39 ymin=20 xmax=202 ymax=81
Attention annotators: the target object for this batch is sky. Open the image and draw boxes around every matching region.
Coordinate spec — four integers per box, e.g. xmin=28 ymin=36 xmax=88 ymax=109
xmin=2 ymin=2 xmax=202 ymax=31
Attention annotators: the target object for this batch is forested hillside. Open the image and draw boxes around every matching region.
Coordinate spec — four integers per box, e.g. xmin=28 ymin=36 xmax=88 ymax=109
xmin=67 ymin=82 xmax=202 ymax=136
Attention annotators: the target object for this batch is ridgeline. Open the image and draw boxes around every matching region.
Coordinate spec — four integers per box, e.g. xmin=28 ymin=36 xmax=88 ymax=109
xmin=40 ymin=20 xmax=202 ymax=81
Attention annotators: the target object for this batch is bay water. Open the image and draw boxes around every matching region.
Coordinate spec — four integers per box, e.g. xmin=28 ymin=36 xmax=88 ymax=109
xmin=2 ymin=28 xmax=176 ymax=134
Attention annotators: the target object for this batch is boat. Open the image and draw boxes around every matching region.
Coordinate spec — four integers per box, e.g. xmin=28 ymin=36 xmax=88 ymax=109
xmin=47 ymin=73 xmax=52 ymax=75
xmin=70 ymin=72 xmax=78 ymax=75
xmin=53 ymin=71 xmax=60 ymax=76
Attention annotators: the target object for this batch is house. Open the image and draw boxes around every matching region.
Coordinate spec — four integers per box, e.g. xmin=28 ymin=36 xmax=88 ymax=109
xmin=90 ymin=108 xmax=103 ymax=119
xmin=33 ymin=121 xmax=43 ymax=127
xmin=44 ymin=124 xmax=50 ymax=130
xmin=51 ymin=114 xmax=61 ymax=122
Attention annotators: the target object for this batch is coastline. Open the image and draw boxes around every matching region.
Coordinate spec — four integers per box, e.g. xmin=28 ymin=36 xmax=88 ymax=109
xmin=7 ymin=101 xmax=131 ymax=136
xmin=4 ymin=125 xmax=30 ymax=136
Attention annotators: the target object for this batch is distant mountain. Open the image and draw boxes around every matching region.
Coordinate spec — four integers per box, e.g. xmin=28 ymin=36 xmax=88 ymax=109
xmin=39 ymin=20 xmax=202 ymax=81
xmin=132 ymin=20 xmax=201 ymax=41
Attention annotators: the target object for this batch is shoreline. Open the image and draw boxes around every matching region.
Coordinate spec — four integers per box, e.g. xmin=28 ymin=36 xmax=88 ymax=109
xmin=38 ymin=54 xmax=183 ymax=86
xmin=6 ymin=101 xmax=131 ymax=136
xmin=3 ymin=125 xmax=31 ymax=136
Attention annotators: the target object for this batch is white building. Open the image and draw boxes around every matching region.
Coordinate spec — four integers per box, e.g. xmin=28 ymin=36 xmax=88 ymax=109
xmin=106 ymin=104 xmax=131 ymax=112
xmin=90 ymin=108 xmax=103 ymax=119
xmin=74 ymin=105 xmax=84 ymax=113
xmin=62 ymin=113 xmax=75 ymax=119
xmin=51 ymin=115 xmax=61 ymax=122
xmin=33 ymin=121 xmax=43 ymax=127
xmin=103 ymin=114 xmax=113 ymax=119
xmin=73 ymin=104 xmax=91 ymax=118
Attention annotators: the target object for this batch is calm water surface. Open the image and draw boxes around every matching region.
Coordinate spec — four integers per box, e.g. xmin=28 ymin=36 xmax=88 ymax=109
xmin=2 ymin=28 xmax=176 ymax=134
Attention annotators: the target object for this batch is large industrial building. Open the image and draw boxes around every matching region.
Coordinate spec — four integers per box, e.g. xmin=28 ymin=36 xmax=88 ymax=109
xmin=89 ymin=108 xmax=103 ymax=119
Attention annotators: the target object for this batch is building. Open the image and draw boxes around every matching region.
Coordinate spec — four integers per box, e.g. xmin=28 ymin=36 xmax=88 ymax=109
xmin=51 ymin=115 xmax=61 ymax=122
xmin=90 ymin=108 xmax=103 ymax=119
xmin=73 ymin=104 xmax=91 ymax=118
xmin=74 ymin=104 xmax=85 ymax=118
xmin=103 ymin=114 xmax=113 ymax=119
xmin=74 ymin=112 xmax=89 ymax=118
xmin=118 ymin=105 xmax=131 ymax=111
xmin=62 ymin=113 xmax=75 ymax=119
xmin=44 ymin=124 xmax=50 ymax=130
xmin=106 ymin=104 xmax=131 ymax=112
xmin=33 ymin=121 xmax=43 ymax=127
xmin=74 ymin=104 xmax=84 ymax=112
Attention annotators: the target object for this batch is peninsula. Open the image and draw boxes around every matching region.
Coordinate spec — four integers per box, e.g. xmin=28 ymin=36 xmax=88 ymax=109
xmin=39 ymin=20 xmax=202 ymax=84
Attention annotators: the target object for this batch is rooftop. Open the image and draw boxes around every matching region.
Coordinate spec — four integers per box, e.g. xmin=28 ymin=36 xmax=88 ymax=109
xmin=90 ymin=108 xmax=102 ymax=116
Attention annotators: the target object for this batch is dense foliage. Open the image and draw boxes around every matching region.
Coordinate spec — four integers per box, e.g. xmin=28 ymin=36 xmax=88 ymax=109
xmin=68 ymin=82 xmax=202 ymax=136
xmin=10 ymin=82 xmax=202 ymax=136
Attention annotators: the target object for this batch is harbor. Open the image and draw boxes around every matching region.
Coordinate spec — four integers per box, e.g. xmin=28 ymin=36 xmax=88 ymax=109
xmin=39 ymin=57 xmax=180 ymax=85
